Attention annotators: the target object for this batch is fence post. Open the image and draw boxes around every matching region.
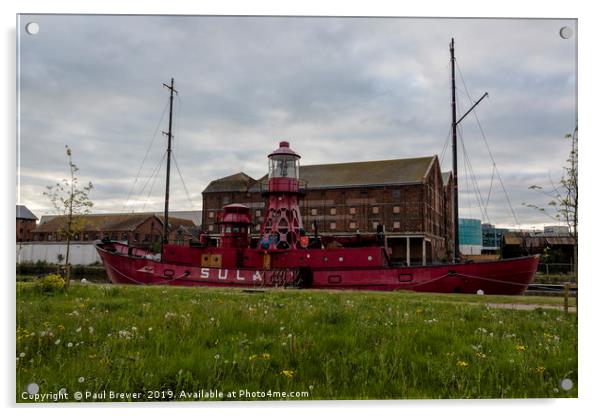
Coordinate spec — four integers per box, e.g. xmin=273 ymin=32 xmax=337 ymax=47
xmin=563 ymin=283 xmax=569 ymax=314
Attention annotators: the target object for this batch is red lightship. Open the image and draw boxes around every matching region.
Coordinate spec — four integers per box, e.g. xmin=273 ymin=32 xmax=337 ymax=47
xmin=96 ymin=41 xmax=538 ymax=294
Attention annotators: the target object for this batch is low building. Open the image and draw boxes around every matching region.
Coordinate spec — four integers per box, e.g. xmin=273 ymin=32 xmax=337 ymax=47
xmin=481 ymin=223 xmax=508 ymax=255
xmin=203 ymin=155 xmax=455 ymax=265
xmin=32 ymin=213 xmax=197 ymax=249
xmin=16 ymin=205 xmax=38 ymax=242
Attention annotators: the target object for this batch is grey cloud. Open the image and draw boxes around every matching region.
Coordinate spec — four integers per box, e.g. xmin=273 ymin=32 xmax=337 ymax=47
xmin=18 ymin=15 xmax=576 ymax=228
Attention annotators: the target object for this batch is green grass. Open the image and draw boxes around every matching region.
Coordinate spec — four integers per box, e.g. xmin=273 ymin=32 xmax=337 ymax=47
xmin=16 ymin=283 xmax=577 ymax=401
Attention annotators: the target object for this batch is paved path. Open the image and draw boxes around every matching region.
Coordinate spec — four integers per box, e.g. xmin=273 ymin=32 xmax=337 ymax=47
xmin=484 ymin=302 xmax=576 ymax=313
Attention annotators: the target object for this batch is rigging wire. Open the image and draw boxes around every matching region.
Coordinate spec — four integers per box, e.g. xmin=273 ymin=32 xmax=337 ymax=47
xmin=134 ymin=151 xmax=166 ymax=212
xmin=458 ymin=124 xmax=492 ymax=224
xmin=455 ymin=60 xmax=520 ymax=227
xmin=141 ymin=151 xmax=167 ymax=213
xmin=172 ymin=154 xmax=202 ymax=225
xmin=121 ymin=98 xmax=170 ymax=213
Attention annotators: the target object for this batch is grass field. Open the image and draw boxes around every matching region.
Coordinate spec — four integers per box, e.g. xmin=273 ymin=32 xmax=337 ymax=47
xmin=16 ymin=283 xmax=577 ymax=401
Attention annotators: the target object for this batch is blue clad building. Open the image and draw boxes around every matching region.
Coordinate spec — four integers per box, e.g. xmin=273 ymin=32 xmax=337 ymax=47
xmin=459 ymin=218 xmax=482 ymax=255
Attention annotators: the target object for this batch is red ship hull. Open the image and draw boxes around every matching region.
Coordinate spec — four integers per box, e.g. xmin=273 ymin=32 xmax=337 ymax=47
xmin=96 ymin=241 xmax=538 ymax=295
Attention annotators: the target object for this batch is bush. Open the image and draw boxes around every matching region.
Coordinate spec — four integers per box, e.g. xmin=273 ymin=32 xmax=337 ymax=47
xmin=34 ymin=274 xmax=66 ymax=294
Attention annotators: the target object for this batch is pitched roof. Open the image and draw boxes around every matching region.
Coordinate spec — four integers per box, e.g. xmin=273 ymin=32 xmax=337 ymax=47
xmin=203 ymin=172 xmax=257 ymax=193
xmin=250 ymin=156 xmax=437 ymax=190
xmin=204 ymin=156 xmax=438 ymax=194
xmin=16 ymin=205 xmax=38 ymax=220
xmin=442 ymin=171 xmax=452 ymax=185
xmin=298 ymin=157 xmax=436 ymax=189
xmin=34 ymin=213 xmax=195 ymax=233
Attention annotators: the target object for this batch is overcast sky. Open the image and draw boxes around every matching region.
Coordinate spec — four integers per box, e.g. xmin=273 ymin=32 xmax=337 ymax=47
xmin=17 ymin=15 xmax=576 ymax=229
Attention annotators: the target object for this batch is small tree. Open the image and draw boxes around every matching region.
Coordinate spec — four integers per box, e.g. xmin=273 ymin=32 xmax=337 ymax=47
xmin=524 ymin=129 xmax=578 ymax=281
xmin=43 ymin=145 xmax=94 ymax=286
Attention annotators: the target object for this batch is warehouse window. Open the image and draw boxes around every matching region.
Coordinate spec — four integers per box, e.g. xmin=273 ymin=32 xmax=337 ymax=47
xmin=330 ymin=222 xmax=337 ymax=230
xmin=209 ymin=211 xmax=214 ymax=218
xmin=255 ymin=210 xmax=262 ymax=217
xmin=349 ymin=207 xmax=356 ymax=215
xmin=349 ymin=222 xmax=357 ymax=230
xmin=330 ymin=208 xmax=337 ymax=215
xmin=372 ymin=206 xmax=379 ymax=214
xmin=208 ymin=225 xmax=214 ymax=232
xmin=393 ymin=221 xmax=401 ymax=229
xmin=393 ymin=206 xmax=401 ymax=214
xmin=311 ymin=208 xmax=318 ymax=216
xmin=372 ymin=221 xmax=379 ymax=230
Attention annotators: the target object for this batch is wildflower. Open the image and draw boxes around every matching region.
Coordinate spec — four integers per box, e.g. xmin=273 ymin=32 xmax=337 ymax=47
xmin=131 ymin=326 xmax=138 ymax=331
xmin=88 ymin=327 xmax=94 ymax=334
xmin=67 ymin=342 xmax=73 ymax=348
xmin=76 ymin=327 xmax=82 ymax=333
xmin=280 ymin=326 xmax=285 ymax=331
xmin=214 ymin=353 xmax=220 ymax=360
xmin=456 ymin=360 xmax=469 ymax=368
xmin=55 ymin=339 xmax=61 ymax=345
xmin=148 ymin=327 xmax=153 ymax=332
xmin=249 ymin=354 xmax=257 ymax=361
xmin=19 ymin=352 xmax=25 ymax=358
xmin=281 ymin=370 xmax=294 ymax=378
xmin=78 ymin=377 xmax=85 ymax=383
xmin=476 ymin=352 xmax=487 ymax=359
xmin=535 ymin=366 xmax=545 ymax=374
xmin=287 ymin=333 xmax=293 ymax=338
xmin=262 ymin=353 xmax=271 ymax=360
xmin=309 ymin=385 xmax=314 ymax=391
xmin=515 ymin=345 xmax=527 ymax=352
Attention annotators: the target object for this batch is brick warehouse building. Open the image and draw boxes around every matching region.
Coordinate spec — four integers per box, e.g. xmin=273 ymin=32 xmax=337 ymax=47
xmin=202 ymin=155 xmax=455 ymax=265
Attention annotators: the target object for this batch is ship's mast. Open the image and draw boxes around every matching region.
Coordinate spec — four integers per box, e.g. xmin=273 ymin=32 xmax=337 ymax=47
xmin=161 ymin=78 xmax=177 ymax=258
xmin=450 ymin=39 xmax=459 ymax=261
xmin=449 ymin=39 xmax=488 ymax=262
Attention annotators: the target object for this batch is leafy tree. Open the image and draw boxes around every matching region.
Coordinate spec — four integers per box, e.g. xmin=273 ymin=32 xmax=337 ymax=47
xmin=524 ymin=129 xmax=578 ymax=281
xmin=43 ymin=145 xmax=94 ymax=286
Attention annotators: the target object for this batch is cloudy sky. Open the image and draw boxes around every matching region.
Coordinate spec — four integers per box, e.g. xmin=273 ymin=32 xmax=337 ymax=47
xmin=17 ymin=15 xmax=576 ymax=229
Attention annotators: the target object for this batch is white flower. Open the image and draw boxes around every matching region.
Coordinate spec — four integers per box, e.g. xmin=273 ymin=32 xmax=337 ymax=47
xmin=55 ymin=339 xmax=61 ymax=345
xmin=67 ymin=342 xmax=73 ymax=348
xmin=131 ymin=326 xmax=138 ymax=331
xmin=148 ymin=327 xmax=153 ymax=332
xmin=78 ymin=377 xmax=85 ymax=383
xmin=76 ymin=327 xmax=82 ymax=333
xmin=280 ymin=326 xmax=285 ymax=331
xmin=19 ymin=352 xmax=26 ymax=358
xmin=59 ymin=388 xmax=67 ymax=395
xmin=214 ymin=354 xmax=220 ymax=360
xmin=287 ymin=333 xmax=293 ymax=338
xmin=88 ymin=327 xmax=94 ymax=334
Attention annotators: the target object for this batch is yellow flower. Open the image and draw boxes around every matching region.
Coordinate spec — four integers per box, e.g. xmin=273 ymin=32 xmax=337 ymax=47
xmin=262 ymin=353 xmax=271 ymax=360
xmin=515 ymin=345 xmax=527 ymax=352
xmin=476 ymin=352 xmax=487 ymax=359
xmin=535 ymin=366 xmax=545 ymax=373
xmin=281 ymin=370 xmax=294 ymax=378
xmin=456 ymin=360 xmax=469 ymax=368
xmin=249 ymin=354 xmax=257 ymax=361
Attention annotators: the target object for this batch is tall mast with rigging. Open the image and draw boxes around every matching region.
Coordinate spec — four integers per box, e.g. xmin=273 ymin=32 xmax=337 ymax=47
xmin=450 ymin=38 xmax=460 ymax=261
xmin=161 ymin=78 xmax=177 ymax=258
xmin=449 ymin=39 xmax=488 ymax=262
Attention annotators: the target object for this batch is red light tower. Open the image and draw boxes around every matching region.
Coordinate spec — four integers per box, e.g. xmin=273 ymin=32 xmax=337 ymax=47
xmin=218 ymin=204 xmax=252 ymax=249
xmin=258 ymin=141 xmax=304 ymax=250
